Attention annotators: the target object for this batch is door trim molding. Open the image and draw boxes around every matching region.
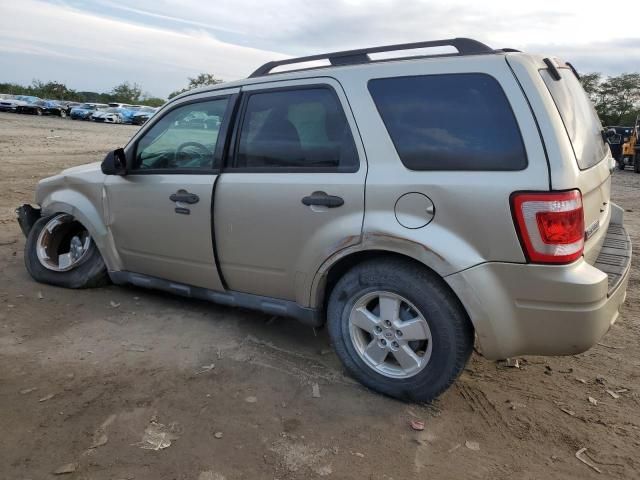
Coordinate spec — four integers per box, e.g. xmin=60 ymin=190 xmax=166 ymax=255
xmin=210 ymin=174 xmax=228 ymax=289
xmin=109 ymin=271 xmax=323 ymax=327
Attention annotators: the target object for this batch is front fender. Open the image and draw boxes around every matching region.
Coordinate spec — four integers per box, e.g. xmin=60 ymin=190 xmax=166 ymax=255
xmin=39 ymin=189 xmax=122 ymax=271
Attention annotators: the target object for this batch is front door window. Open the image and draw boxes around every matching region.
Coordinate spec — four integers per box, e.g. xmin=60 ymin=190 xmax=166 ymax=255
xmin=135 ymin=98 xmax=229 ymax=171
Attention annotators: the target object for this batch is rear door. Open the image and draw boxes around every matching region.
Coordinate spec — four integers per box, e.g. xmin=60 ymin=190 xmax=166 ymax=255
xmin=105 ymin=90 xmax=237 ymax=290
xmin=214 ymin=78 xmax=366 ymax=304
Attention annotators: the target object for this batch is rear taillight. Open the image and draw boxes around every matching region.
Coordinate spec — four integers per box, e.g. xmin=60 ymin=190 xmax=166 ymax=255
xmin=511 ymin=190 xmax=584 ymax=264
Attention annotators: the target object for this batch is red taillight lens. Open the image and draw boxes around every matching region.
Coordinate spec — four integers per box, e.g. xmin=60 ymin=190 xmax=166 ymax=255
xmin=511 ymin=190 xmax=584 ymax=264
xmin=536 ymin=209 xmax=584 ymax=244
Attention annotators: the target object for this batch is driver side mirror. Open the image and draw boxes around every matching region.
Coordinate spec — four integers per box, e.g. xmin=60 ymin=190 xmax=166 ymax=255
xmin=101 ymin=148 xmax=128 ymax=176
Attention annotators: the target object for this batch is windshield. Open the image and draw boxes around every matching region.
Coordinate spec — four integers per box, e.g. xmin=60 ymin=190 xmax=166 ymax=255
xmin=540 ymin=69 xmax=609 ymax=170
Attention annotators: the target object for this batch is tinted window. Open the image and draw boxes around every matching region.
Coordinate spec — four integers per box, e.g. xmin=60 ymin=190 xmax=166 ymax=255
xmin=541 ymin=69 xmax=608 ymax=170
xmin=368 ymin=74 xmax=527 ymax=171
xmin=135 ymin=98 xmax=228 ymax=170
xmin=235 ymin=88 xmax=358 ymax=170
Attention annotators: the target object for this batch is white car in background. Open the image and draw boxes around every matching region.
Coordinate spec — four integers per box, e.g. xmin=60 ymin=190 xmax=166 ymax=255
xmin=91 ymin=107 xmax=124 ymax=124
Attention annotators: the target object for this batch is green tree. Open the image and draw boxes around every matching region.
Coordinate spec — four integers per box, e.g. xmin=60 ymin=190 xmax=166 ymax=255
xmin=579 ymin=72 xmax=602 ymax=103
xmin=0 ymin=82 xmax=29 ymax=96
xmin=30 ymin=80 xmax=80 ymax=101
xmin=599 ymin=74 xmax=640 ymax=125
xmin=110 ymin=81 xmax=143 ymax=104
xmin=580 ymin=72 xmax=640 ymax=125
xmin=140 ymin=97 xmax=166 ymax=107
xmin=168 ymin=73 xmax=223 ymax=99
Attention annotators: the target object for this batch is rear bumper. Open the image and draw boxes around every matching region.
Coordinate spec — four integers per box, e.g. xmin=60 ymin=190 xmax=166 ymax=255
xmin=446 ymin=203 xmax=631 ymax=360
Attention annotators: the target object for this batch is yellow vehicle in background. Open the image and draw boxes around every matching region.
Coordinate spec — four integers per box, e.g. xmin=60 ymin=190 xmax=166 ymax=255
xmin=630 ymin=117 xmax=640 ymax=173
xmin=609 ymin=124 xmax=638 ymax=171
xmin=619 ymin=116 xmax=639 ymax=173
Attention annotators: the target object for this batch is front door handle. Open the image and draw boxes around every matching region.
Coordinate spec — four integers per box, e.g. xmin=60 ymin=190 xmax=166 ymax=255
xmin=170 ymin=190 xmax=199 ymax=204
xmin=302 ymin=191 xmax=344 ymax=208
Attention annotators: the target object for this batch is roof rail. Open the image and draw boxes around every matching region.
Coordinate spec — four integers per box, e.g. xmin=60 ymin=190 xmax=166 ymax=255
xmin=249 ymin=37 xmax=494 ymax=78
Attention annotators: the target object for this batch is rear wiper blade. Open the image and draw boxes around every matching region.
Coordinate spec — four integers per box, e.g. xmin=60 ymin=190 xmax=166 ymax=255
xmin=566 ymin=62 xmax=580 ymax=80
xmin=543 ymin=58 xmax=562 ymax=81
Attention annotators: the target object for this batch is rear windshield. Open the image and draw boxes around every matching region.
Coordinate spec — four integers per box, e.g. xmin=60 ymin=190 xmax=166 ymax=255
xmin=540 ymin=69 xmax=608 ymax=170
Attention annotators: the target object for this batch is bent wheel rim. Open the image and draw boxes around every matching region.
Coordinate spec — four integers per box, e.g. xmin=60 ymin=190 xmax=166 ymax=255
xmin=348 ymin=290 xmax=433 ymax=379
xmin=36 ymin=214 xmax=93 ymax=272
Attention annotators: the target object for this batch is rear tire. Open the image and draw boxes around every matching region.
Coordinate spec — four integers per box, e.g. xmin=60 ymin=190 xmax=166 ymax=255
xmin=24 ymin=214 xmax=110 ymax=289
xmin=634 ymin=153 xmax=640 ymax=173
xmin=327 ymin=258 xmax=473 ymax=402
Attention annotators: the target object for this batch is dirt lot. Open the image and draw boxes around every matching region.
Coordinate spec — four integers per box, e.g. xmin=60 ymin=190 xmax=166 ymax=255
xmin=0 ymin=112 xmax=639 ymax=479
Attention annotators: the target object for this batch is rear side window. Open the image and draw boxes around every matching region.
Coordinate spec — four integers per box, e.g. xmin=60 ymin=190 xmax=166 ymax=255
xmin=368 ymin=73 xmax=527 ymax=171
xmin=540 ymin=69 xmax=609 ymax=170
xmin=235 ymin=87 xmax=358 ymax=171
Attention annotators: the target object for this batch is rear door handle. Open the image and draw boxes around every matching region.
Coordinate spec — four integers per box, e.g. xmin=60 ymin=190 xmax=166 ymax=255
xmin=170 ymin=190 xmax=199 ymax=204
xmin=302 ymin=191 xmax=344 ymax=208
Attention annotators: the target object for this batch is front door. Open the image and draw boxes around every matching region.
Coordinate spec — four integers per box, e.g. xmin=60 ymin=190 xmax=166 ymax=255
xmin=104 ymin=92 xmax=236 ymax=290
xmin=214 ymin=80 xmax=366 ymax=303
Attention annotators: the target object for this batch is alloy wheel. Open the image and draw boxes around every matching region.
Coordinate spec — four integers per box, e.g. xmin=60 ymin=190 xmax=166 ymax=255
xmin=348 ymin=290 xmax=433 ymax=379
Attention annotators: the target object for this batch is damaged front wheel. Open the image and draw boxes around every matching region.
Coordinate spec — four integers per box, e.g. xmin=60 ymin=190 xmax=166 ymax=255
xmin=24 ymin=213 xmax=110 ymax=288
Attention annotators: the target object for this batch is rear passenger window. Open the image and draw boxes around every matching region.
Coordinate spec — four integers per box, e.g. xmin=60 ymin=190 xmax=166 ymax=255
xmin=368 ymin=74 xmax=527 ymax=171
xmin=235 ymin=88 xmax=358 ymax=171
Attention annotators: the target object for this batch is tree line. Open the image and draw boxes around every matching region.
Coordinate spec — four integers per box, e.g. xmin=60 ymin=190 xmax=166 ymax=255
xmin=580 ymin=72 xmax=640 ymax=126
xmin=1 ymin=71 xmax=638 ymax=126
xmin=0 ymin=73 xmax=223 ymax=107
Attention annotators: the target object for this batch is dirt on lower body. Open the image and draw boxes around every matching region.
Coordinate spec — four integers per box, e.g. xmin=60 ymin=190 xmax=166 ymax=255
xmin=1 ymin=112 xmax=639 ymax=479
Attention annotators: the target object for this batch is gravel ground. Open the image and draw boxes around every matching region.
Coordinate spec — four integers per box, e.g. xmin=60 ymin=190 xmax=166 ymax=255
xmin=0 ymin=112 xmax=639 ymax=479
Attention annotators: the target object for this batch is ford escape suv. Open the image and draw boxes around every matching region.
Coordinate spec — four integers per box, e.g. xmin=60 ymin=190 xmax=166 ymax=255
xmin=16 ymin=38 xmax=631 ymax=402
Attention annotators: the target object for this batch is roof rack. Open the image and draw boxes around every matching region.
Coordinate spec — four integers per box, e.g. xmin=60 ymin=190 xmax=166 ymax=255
xmin=249 ymin=37 xmax=494 ymax=78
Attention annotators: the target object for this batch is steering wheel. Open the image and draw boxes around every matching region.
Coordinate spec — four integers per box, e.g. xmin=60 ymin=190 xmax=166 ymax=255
xmin=174 ymin=142 xmax=211 ymax=168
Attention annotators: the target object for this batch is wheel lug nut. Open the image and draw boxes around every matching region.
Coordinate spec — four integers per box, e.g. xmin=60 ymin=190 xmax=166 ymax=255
xmin=374 ymin=326 xmax=382 ymax=333
xmin=396 ymin=330 xmax=403 ymax=337
xmin=380 ymin=339 xmax=387 ymax=346
xmin=384 ymin=320 xmax=392 ymax=327
xmin=392 ymin=341 xmax=399 ymax=348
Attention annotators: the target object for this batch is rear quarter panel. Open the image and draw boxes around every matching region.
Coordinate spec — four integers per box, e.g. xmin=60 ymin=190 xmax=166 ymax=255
xmin=332 ymin=55 xmax=549 ymax=276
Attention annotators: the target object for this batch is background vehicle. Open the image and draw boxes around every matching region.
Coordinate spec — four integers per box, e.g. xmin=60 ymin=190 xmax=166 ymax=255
xmin=626 ymin=117 xmax=640 ymax=172
xmin=70 ymin=103 xmax=108 ymax=120
xmin=16 ymin=38 xmax=631 ymax=403
xmin=91 ymin=107 xmax=123 ymax=123
xmin=608 ymin=125 xmax=635 ymax=169
xmin=0 ymin=95 xmax=41 ymax=112
xmin=91 ymin=106 xmax=140 ymax=124
xmin=131 ymin=106 xmax=158 ymax=125
xmin=16 ymin=100 xmax=49 ymax=115
xmin=0 ymin=98 xmax=22 ymax=112
xmin=43 ymin=100 xmax=73 ymax=117
xmin=635 ymin=117 xmax=640 ymax=172
xmin=16 ymin=99 xmax=73 ymax=117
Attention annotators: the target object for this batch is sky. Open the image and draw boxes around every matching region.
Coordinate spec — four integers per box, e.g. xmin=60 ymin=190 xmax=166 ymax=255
xmin=1 ymin=0 xmax=639 ymax=98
